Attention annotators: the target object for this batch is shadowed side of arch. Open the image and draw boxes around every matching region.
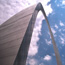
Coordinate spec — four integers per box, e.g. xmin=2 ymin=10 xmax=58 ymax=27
xmin=13 ymin=3 xmax=62 ymax=65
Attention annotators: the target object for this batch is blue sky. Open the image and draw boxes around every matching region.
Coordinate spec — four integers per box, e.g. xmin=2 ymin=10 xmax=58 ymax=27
xmin=26 ymin=0 xmax=65 ymax=65
xmin=0 ymin=0 xmax=65 ymax=65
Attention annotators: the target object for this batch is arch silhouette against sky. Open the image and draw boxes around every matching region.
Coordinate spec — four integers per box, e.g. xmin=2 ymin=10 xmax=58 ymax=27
xmin=13 ymin=3 xmax=62 ymax=65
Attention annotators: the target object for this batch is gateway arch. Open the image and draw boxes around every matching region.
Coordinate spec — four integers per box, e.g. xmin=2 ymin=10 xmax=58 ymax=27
xmin=0 ymin=3 xmax=62 ymax=65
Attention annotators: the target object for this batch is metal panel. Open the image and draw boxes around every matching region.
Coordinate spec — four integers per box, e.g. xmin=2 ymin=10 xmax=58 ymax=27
xmin=0 ymin=14 xmax=32 ymax=37
xmin=0 ymin=55 xmax=16 ymax=65
xmin=0 ymin=45 xmax=20 ymax=58
xmin=0 ymin=4 xmax=36 ymax=65
xmin=0 ymin=38 xmax=22 ymax=51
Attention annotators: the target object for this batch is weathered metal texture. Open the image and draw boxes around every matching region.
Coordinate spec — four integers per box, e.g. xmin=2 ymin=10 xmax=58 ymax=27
xmin=0 ymin=3 xmax=62 ymax=65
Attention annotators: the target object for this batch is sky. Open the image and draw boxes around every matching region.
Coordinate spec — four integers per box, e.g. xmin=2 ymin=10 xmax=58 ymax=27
xmin=0 ymin=0 xmax=65 ymax=65
xmin=0 ymin=0 xmax=52 ymax=25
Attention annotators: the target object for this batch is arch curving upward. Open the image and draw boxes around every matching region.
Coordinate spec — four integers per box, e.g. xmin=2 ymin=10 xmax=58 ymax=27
xmin=13 ymin=3 xmax=62 ymax=65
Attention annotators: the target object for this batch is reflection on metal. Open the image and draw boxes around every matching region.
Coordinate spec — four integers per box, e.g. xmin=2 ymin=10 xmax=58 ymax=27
xmin=13 ymin=3 xmax=62 ymax=65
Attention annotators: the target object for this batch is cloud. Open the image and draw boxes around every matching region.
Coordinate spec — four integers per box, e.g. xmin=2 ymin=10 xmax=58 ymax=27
xmin=62 ymin=54 xmax=64 ymax=57
xmin=26 ymin=58 xmax=37 ymax=65
xmin=55 ymin=0 xmax=65 ymax=7
xmin=62 ymin=0 xmax=65 ymax=5
xmin=51 ymin=28 xmax=56 ymax=34
xmin=28 ymin=12 xmax=43 ymax=56
xmin=36 ymin=0 xmax=53 ymax=16
xmin=59 ymin=36 xmax=65 ymax=45
xmin=45 ymin=39 xmax=51 ymax=45
xmin=59 ymin=21 xmax=64 ymax=26
xmin=44 ymin=4 xmax=53 ymax=16
xmin=28 ymin=39 xmax=38 ymax=56
xmin=43 ymin=55 xmax=52 ymax=61
xmin=55 ymin=24 xmax=58 ymax=29
xmin=59 ymin=29 xmax=62 ymax=32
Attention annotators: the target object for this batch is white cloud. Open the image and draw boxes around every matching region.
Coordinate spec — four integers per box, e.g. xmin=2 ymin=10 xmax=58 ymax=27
xmin=43 ymin=55 xmax=52 ymax=61
xmin=55 ymin=0 xmax=65 ymax=7
xmin=62 ymin=0 xmax=65 ymax=5
xmin=59 ymin=29 xmax=62 ymax=32
xmin=45 ymin=39 xmax=51 ymax=45
xmin=28 ymin=12 xmax=43 ymax=56
xmin=59 ymin=36 xmax=65 ymax=45
xmin=28 ymin=41 xmax=38 ymax=56
xmin=27 ymin=58 xmax=37 ymax=65
xmin=55 ymin=24 xmax=58 ymax=29
xmin=59 ymin=21 xmax=64 ymax=26
xmin=37 ymin=0 xmax=50 ymax=5
xmin=44 ymin=4 xmax=53 ymax=16
xmin=62 ymin=54 xmax=64 ymax=57
xmin=37 ymin=0 xmax=53 ymax=16
xmin=51 ymin=28 xmax=56 ymax=34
